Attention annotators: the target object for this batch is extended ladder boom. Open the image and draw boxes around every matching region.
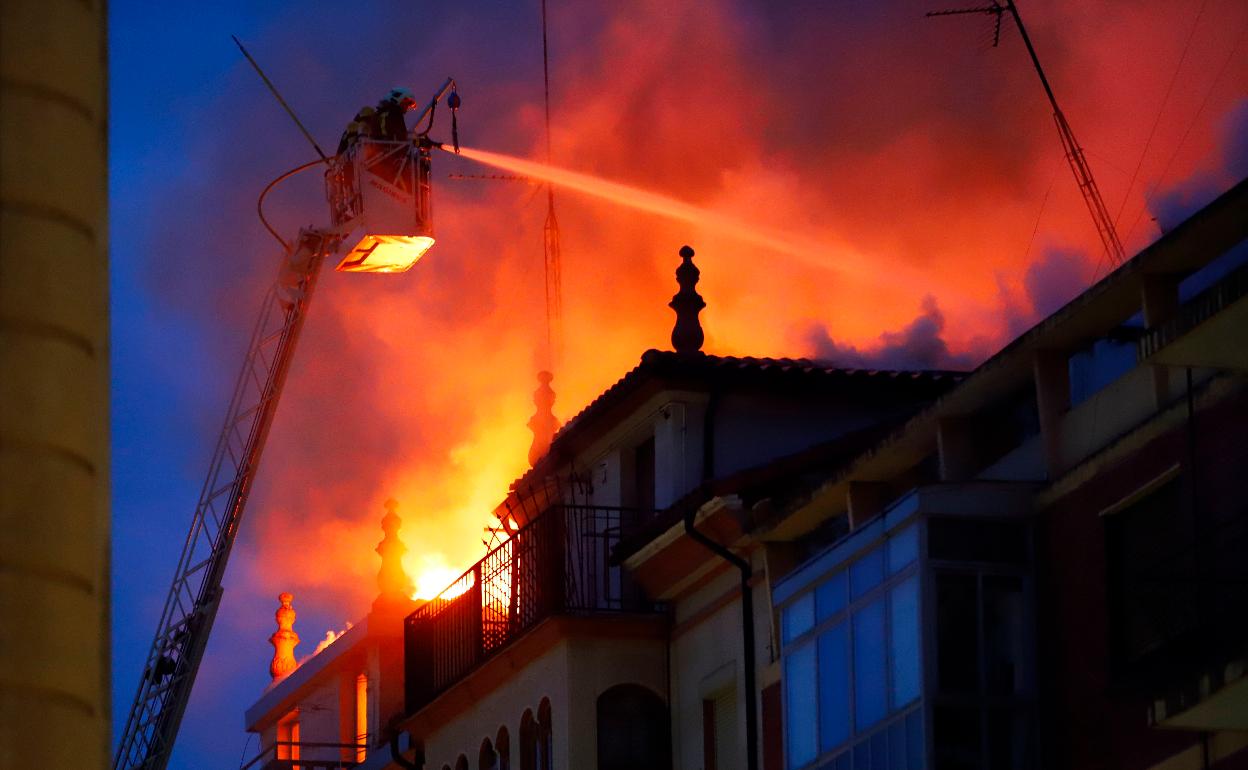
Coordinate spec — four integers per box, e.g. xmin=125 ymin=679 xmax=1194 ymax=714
xmin=114 ymin=229 xmax=337 ymax=770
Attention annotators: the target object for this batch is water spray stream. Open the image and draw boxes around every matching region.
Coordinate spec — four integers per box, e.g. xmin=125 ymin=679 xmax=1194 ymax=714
xmin=442 ymin=145 xmax=949 ymax=298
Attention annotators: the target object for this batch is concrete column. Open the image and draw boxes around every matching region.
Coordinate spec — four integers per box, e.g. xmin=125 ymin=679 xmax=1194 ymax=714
xmin=846 ymin=482 xmax=890 ymax=530
xmin=1142 ymin=274 xmax=1180 ymax=407
xmin=1 ymin=1 xmax=110 ymax=767
xmin=1032 ymin=350 xmax=1070 ymax=479
xmin=936 ymin=417 xmax=978 ymax=482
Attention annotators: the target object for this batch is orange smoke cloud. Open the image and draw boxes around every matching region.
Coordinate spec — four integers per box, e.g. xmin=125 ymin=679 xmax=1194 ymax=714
xmin=138 ymin=0 xmax=1247 ymax=654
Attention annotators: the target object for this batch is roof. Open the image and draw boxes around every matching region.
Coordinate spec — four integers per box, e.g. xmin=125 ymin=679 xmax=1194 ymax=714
xmin=505 ymin=349 xmax=965 ymax=505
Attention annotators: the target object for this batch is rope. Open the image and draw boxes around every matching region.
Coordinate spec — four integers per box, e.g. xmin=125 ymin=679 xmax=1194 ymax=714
xmin=256 ymin=157 xmax=333 ymax=249
xmin=1112 ymin=0 xmax=1211 ymax=230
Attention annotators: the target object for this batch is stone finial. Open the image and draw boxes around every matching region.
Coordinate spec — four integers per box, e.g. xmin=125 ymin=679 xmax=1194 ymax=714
xmin=668 ymin=245 xmax=705 ymax=355
xmin=269 ymin=592 xmax=299 ymax=680
xmin=527 ymin=370 xmax=561 ymax=467
xmin=374 ymin=499 xmax=415 ymax=612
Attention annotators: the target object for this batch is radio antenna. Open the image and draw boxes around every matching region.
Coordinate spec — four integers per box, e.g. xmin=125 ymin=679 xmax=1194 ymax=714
xmin=927 ymin=1 xmax=1126 ymax=265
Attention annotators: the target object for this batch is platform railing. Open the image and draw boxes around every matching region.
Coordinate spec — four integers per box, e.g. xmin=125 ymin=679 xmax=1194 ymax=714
xmin=240 ymin=740 xmax=365 ymax=770
xmin=405 ymin=505 xmax=661 ymax=713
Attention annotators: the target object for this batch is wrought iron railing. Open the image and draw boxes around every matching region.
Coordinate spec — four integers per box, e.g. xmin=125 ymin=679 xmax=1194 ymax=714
xmin=240 ymin=741 xmax=365 ymax=770
xmin=405 ymin=505 xmax=662 ymax=713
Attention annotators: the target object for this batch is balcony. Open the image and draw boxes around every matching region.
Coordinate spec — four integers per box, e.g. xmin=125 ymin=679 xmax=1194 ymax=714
xmin=241 ymin=741 xmax=364 ymax=769
xmin=405 ymin=505 xmax=663 ymax=714
xmin=1138 ymin=261 xmax=1248 ymax=370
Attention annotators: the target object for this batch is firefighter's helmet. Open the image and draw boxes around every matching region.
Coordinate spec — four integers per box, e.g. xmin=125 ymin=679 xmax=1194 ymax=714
xmin=387 ymin=87 xmax=417 ymax=111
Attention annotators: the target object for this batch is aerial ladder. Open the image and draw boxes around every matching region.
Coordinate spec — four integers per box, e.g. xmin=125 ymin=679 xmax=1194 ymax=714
xmin=112 ymin=77 xmax=460 ymax=770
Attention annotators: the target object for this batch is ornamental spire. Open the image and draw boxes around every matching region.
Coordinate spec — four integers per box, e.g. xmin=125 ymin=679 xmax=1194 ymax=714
xmin=668 ymin=245 xmax=705 ymax=355
xmin=268 ymin=592 xmax=299 ymax=680
xmin=373 ymin=498 xmax=414 ymax=613
xmin=527 ymin=370 xmax=561 ymax=467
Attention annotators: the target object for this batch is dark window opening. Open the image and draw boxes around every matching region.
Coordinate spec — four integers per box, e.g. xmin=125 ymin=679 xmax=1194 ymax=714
xmin=634 ymin=436 xmax=656 ymax=514
xmin=1106 ymin=478 xmax=1197 ymax=664
xmin=761 ymin=683 xmax=783 ymax=770
xmin=929 ymin=519 xmax=1027 ymax=564
xmin=597 ymin=684 xmax=671 ymax=770
xmin=520 ymin=710 xmax=536 ymax=770
xmin=934 ymin=570 xmax=1032 ymax=770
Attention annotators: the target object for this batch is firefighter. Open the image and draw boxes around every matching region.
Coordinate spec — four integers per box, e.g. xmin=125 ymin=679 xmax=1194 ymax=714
xmin=337 ymin=105 xmax=377 ymax=155
xmin=376 ymin=86 xmax=418 ymax=141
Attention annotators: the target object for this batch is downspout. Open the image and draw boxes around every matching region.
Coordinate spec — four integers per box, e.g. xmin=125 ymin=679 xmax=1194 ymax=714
xmin=684 ymin=392 xmax=760 ymax=770
xmin=389 ymin=732 xmax=423 ymax=770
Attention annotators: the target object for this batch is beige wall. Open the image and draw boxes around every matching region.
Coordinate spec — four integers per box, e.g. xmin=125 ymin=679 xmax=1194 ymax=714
xmin=0 ymin=0 xmax=110 ymax=768
xmin=420 ymin=632 xmax=667 ymax=770
xmin=670 ymin=563 xmax=771 ymax=770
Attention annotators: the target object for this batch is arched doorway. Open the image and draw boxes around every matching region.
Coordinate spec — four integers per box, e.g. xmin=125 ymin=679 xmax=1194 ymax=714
xmin=596 ymin=684 xmax=671 ymax=770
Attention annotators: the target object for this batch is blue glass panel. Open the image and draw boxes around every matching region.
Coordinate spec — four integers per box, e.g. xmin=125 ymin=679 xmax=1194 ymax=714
xmin=870 ymin=731 xmax=888 ymax=770
xmin=906 ymin=711 xmax=924 ymax=770
xmin=835 ymin=752 xmax=851 ymax=770
xmin=786 ymin=643 xmax=818 ymax=768
xmin=888 ymin=720 xmax=906 ymax=770
xmin=850 ymin=548 xmax=885 ymax=600
xmin=818 ymin=622 xmax=850 ymax=752
xmin=853 ymin=598 xmax=888 ymax=730
xmin=784 ymin=591 xmax=815 ymax=644
xmin=854 ymin=741 xmax=870 ymax=770
xmin=889 ymin=576 xmax=921 ymax=709
xmin=887 ymin=526 xmax=918 ymax=574
xmin=816 ymin=572 xmax=849 ymax=621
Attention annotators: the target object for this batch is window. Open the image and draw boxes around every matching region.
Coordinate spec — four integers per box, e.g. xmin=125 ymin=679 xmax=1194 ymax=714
xmin=933 ymin=572 xmax=1032 ymax=770
xmin=785 ymin=643 xmax=817 ymax=766
xmin=702 ymin=687 xmax=737 ymax=770
xmin=816 ymin=622 xmax=849 ymax=753
xmin=890 ymin=577 xmax=921 ymax=707
xmin=853 ymin=597 xmax=887 ymax=730
xmin=456 ymin=756 xmax=469 ymax=770
xmin=782 ymin=592 xmax=815 ymax=643
xmin=928 ymin=518 xmax=1026 ymax=564
xmin=782 ymin=525 xmax=922 ymax=769
xmin=537 ymin=698 xmax=553 ymax=770
xmin=762 ymin=683 xmax=784 ymax=770
xmin=520 ymin=710 xmax=537 ymax=770
xmin=1105 ymin=478 xmax=1197 ymax=663
xmin=276 ymin=711 xmax=300 ymax=761
xmin=598 ymin=685 xmax=671 ymax=770
xmin=633 ymin=436 xmax=656 ymax=513
xmin=480 ymin=738 xmax=498 ymax=770
xmin=496 ymin=727 xmax=511 ymax=770
xmin=355 ymin=673 xmax=368 ymax=761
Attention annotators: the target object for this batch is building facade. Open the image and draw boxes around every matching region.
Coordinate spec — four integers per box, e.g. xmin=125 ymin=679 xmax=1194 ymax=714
xmin=244 ymin=177 xmax=1247 ymax=770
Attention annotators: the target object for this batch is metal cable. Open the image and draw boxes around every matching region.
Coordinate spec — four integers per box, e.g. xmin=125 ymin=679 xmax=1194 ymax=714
xmin=1112 ymin=0 xmax=1211 ymax=230
xmin=1121 ymin=13 xmax=1248 ymax=249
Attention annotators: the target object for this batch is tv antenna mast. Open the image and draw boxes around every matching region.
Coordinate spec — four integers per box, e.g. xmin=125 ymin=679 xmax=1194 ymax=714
xmin=928 ymin=0 xmax=1127 ymax=265
xmin=539 ymin=0 xmax=563 ymax=365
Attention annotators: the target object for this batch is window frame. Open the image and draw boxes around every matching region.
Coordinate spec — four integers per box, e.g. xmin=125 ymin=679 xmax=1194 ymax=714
xmin=779 ymin=519 xmax=925 ymax=769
